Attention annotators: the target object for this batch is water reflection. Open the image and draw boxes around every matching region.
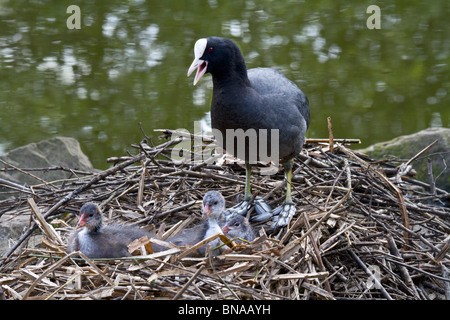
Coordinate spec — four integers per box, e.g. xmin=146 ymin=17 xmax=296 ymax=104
xmin=0 ymin=0 xmax=448 ymax=169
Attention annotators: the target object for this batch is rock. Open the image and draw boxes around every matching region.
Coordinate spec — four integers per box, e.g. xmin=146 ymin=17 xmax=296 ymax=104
xmin=0 ymin=137 xmax=95 ymax=255
xmin=0 ymin=137 xmax=94 ymax=188
xmin=358 ymin=128 xmax=450 ymax=192
xmin=0 ymin=213 xmax=43 ymax=257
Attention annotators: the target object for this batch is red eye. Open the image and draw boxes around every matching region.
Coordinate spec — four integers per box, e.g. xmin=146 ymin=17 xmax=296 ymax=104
xmin=208 ymin=47 xmax=213 ymax=52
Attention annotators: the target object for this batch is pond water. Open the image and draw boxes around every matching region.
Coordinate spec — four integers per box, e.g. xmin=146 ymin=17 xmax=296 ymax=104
xmin=0 ymin=0 xmax=448 ymax=169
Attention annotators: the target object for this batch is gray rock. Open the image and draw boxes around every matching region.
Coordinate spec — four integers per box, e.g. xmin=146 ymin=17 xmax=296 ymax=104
xmin=0 ymin=136 xmax=94 ymax=188
xmin=358 ymin=128 xmax=450 ymax=192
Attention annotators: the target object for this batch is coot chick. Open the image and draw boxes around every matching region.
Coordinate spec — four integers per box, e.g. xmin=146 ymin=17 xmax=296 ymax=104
xmin=68 ymin=203 xmax=157 ymax=259
xmin=168 ymin=190 xmax=226 ymax=249
xmin=222 ymin=215 xmax=256 ymax=242
xmin=187 ymin=36 xmax=310 ymax=229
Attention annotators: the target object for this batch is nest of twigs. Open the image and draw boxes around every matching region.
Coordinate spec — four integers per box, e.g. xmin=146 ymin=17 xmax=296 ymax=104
xmin=0 ymin=127 xmax=449 ymax=300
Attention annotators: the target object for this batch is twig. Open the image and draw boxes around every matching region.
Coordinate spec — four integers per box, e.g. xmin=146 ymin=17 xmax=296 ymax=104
xmin=306 ymin=138 xmax=361 ymax=144
xmin=383 ymin=257 xmax=450 ymax=283
xmin=303 ymin=212 xmax=333 ymax=295
xmin=434 ymin=235 xmax=450 ymax=263
xmin=28 ymin=198 xmax=64 ymax=246
xmin=443 ymin=266 xmax=450 ymax=300
xmin=336 ymin=145 xmax=411 ymax=245
xmin=172 ymin=266 xmax=205 ymax=300
xmin=327 ymin=117 xmax=334 ymax=152
xmin=347 ymin=249 xmax=393 ymax=300
xmin=22 ymin=251 xmax=80 ymax=299
xmin=0 ymin=178 xmax=33 ymax=194
xmin=289 ymin=189 xmax=351 ymax=248
xmin=404 ymin=139 xmax=438 ymax=167
xmin=0 ymin=158 xmax=55 ymax=187
xmin=387 ymin=236 xmax=419 ymax=298
xmin=427 ymin=158 xmax=436 ymax=197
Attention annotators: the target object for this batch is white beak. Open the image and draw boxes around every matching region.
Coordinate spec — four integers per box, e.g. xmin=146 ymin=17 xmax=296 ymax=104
xmin=187 ymin=38 xmax=208 ymax=85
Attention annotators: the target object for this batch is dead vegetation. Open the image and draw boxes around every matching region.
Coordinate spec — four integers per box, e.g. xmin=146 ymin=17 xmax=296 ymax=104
xmin=0 ymin=127 xmax=449 ymax=300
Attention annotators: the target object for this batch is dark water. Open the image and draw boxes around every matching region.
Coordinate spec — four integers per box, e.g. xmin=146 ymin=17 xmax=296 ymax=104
xmin=0 ymin=0 xmax=448 ymax=169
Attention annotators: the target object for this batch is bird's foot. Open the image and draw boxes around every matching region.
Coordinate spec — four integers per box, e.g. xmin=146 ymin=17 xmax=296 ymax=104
xmin=224 ymin=200 xmax=251 ymax=217
xmin=251 ymin=196 xmax=276 ymax=222
xmin=270 ymin=203 xmax=296 ymax=229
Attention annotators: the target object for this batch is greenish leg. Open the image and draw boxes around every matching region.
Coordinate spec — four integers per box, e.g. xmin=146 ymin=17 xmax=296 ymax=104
xmin=283 ymin=158 xmax=294 ymax=204
xmin=244 ymin=161 xmax=252 ymax=201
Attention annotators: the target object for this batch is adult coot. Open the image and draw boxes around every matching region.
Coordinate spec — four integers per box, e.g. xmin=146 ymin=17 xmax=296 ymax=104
xmin=68 ymin=203 xmax=161 ymax=258
xmin=187 ymin=36 xmax=310 ymax=229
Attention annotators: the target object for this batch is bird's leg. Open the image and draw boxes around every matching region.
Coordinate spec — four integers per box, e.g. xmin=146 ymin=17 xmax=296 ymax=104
xmin=224 ymin=162 xmax=252 ymax=217
xmin=271 ymin=158 xmax=296 ymax=229
xmin=284 ymin=158 xmax=293 ymax=205
xmin=252 ymin=161 xmax=283 ymax=223
xmin=243 ymin=161 xmax=252 ymax=201
xmin=251 ymin=160 xmax=294 ymax=224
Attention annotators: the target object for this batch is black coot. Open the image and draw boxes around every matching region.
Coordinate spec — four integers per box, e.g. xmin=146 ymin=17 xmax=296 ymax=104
xmin=187 ymin=37 xmax=310 ymax=229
